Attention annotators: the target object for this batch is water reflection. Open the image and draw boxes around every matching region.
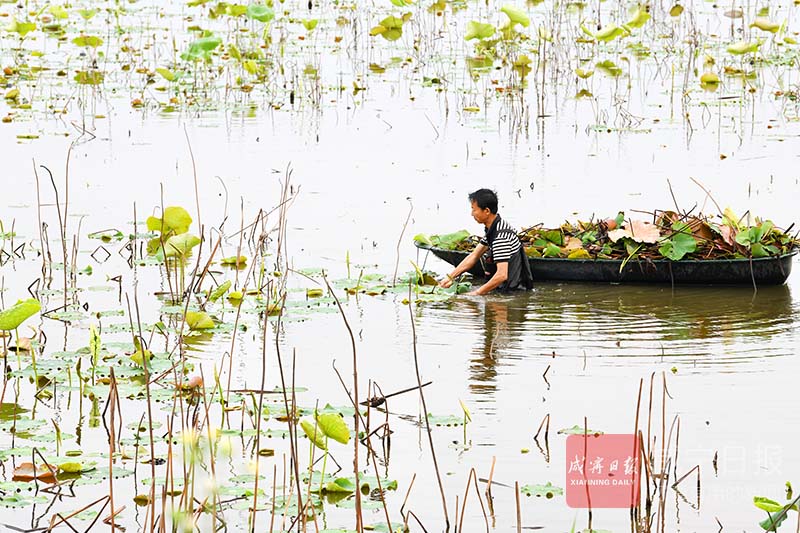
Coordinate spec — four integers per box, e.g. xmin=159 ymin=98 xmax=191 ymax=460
xmin=423 ymin=283 xmax=796 ymax=393
xmin=529 ymin=283 xmax=795 ymax=344
xmin=448 ymin=297 xmax=531 ymax=395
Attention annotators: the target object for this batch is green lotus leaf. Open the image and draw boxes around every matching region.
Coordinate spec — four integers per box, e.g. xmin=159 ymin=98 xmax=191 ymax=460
xmin=325 ymin=477 xmax=356 ymax=493
xmin=74 ymin=71 xmax=104 ymax=85
xmin=301 ymin=419 xmax=327 ymax=451
xmin=501 ymin=4 xmax=530 ymax=27
xmin=595 ymin=24 xmax=628 ymax=42
xmin=315 ymin=413 xmax=350 ymax=444
xmin=519 ymin=481 xmax=564 ymax=498
xmin=8 ymin=19 xmax=37 ymax=37
xmin=0 ymin=299 xmax=41 ymax=331
xmin=727 ymin=39 xmax=762 ymax=54
xmin=77 ymin=9 xmax=97 ymax=20
xmin=165 ymin=234 xmax=200 ymax=257
xmin=226 ymin=4 xmax=247 ymax=16
xmin=185 ymin=311 xmax=214 ymax=330
xmin=182 ymin=35 xmax=222 ymax=61
xmin=156 ymin=68 xmax=178 ymax=82
xmin=465 ymin=21 xmax=495 ymax=40
xmin=72 ymin=35 xmax=103 ymax=47
xmin=209 ymin=280 xmax=232 ymax=302
xmin=147 ymin=206 xmax=192 ymax=235
xmin=658 ymin=222 xmax=697 ymax=261
xmin=246 ymin=4 xmax=275 ymax=23
xmin=626 ymin=6 xmax=650 ymax=29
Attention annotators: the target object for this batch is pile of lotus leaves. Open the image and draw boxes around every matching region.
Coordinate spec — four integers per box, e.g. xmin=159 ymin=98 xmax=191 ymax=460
xmin=415 ymin=209 xmax=799 ymax=261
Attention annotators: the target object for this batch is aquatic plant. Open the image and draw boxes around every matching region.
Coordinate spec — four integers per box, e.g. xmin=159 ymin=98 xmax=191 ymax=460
xmin=421 ymin=208 xmax=799 ymax=261
xmin=753 ymin=490 xmax=800 ymax=531
xmin=147 ymin=205 xmax=201 ymax=299
xmin=1 ymin=0 xmax=798 ymax=139
xmin=0 ymin=298 xmax=41 ymax=380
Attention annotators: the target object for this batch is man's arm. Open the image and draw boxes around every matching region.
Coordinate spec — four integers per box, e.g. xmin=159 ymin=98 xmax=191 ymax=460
xmin=468 ymin=261 xmax=507 ymax=296
xmin=438 ymin=244 xmax=488 ymax=288
xmin=468 ymin=230 xmax=517 ymax=295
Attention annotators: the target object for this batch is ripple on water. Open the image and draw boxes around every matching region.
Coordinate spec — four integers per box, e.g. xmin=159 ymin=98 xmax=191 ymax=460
xmin=415 ymin=282 xmax=798 ymax=370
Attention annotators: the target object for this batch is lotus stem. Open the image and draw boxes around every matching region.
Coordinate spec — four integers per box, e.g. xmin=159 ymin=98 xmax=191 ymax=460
xmin=319 ymin=442 xmax=328 ymax=496
xmin=2 ymin=333 xmax=7 ymax=384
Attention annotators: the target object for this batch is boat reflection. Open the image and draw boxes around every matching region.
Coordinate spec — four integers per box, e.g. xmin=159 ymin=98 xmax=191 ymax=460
xmin=434 ymin=283 xmax=795 ymax=394
xmin=528 ymin=282 xmax=795 ymax=342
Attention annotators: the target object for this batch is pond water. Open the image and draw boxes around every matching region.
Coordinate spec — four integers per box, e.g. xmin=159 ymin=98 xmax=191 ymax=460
xmin=2 ymin=0 xmax=800 ymax=530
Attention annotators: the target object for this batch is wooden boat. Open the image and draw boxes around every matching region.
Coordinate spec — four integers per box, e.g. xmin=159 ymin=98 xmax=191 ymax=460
xmin=414 ymin=242 xmax=797 ymax=285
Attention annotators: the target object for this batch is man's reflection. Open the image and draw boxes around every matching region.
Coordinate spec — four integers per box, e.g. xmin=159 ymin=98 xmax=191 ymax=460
xmin=453 ymin=295 xmax=530 ymax=396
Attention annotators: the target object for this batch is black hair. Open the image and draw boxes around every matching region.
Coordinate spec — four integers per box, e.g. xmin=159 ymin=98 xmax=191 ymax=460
xmin=468 ymin=189 xmax=498 ymax=214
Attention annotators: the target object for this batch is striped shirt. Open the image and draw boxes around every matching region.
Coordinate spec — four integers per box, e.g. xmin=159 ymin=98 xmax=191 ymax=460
xmin=480 ymin=215 xmax=521 ymax=262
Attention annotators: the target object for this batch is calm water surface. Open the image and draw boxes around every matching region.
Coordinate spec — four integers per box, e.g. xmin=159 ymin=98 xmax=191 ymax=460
xmin=1 ymin=0 xmax=800 ymax=529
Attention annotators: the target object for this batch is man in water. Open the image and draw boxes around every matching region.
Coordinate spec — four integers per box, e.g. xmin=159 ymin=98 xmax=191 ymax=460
xmin=438 ymin=189 xmax=532 ymax=295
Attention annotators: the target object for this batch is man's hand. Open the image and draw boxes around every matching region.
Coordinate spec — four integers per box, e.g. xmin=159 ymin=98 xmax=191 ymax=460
xmin=467 ymin=262 xmax=508 ymax=296
xmin=437 ymin=245 xmax=487 ymax=290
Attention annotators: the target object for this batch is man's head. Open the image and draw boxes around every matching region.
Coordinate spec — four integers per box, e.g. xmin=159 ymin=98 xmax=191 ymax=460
xmin=468 ymin=188 xmax=498 ymax=225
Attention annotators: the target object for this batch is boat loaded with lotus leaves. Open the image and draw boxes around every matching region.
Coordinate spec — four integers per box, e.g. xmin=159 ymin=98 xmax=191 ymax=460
xmin=414 ymin=210 xmax=799 ymax=286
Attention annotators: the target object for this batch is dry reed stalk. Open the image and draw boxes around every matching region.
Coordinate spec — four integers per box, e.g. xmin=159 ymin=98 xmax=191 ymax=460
xmin=234 ymin=198 xmax=245 ymax=288
xmin=485 ymin=455 xmax=497 ymax=516
xmin=223 ymin=289 xmax=246 ymax=407
xmin=159 ymin=484 xmax=168 ymax=533
xmin=639 ymin=431 xmax=652 ymax=526
xmin=156 ymin=184 xmax=176 ymax=303
xmin=30 ymin=447 xmax=60 ymax=490
xmin=39 ymin=164 xmax=69 ymax=308
xmin=132 ymin=202 xmax=138 ymax=265
xmin=400 ymin=472 xmax=417 ymax=523
xmin=127 ymin=292 xmax=158 ymax=532
xmin=760 ymin=493 xmax=800 ymax=533
xmin=457 ymin=468 xmax=489 ymax=533
xmin=0 ymin=336 xmax=7 ymax=400
xmin=534 ymin=413 xmax=550 ymax=441
xmin=406 ymin=286 xmax=450 ymax=529
xmin=392 ymin=199 xmax=413 ymax=286
xmin=674 ymin=416 xmax=680 ymax=479
xmin=281 ymin=454 xmax=290 ymax=533
xmin=406 ymin=510 xmax=429 ymax=533
xmin=274 ymin=168 xmax=292 ymax=277
xmin=631 ymin=378 xmax=644 ymax=532
xmin=165 ymin=393 xmax=178 ymax=519
xmin=250 ymin=307 xmax=271 ymax=532
xmin=365 ymin=420 xmax=394 ymax=531
xmin=269 ymin=463 xmax=278 ymax=533
xmin=107 ymin=368 xmax=119 ymax=532
xmin=322 ymin=274 xmax=364 ymax=532
xmin=198 ymin=367 xmax=219 ymax=530
xmin=47 ymin=496 xmax=109 ymax=531
xmin=223 ymin=211 xmax=268 ymax=405
xmin=274 ymin=300 xmax=305 ymax=525
xmin=102 ymin=505 xmax=125 ymax=526
xmin=184 ymin=126 xmax=202 ymax=234
xmin=282 ymin=353 xmax=312 ymax=533
xmin=647 ymin=372 xmax=655 ymax=467
xmin=660 ymin=373 xmax=666 ymax=477
xmin=191 ymin=233 xmax=222 ymax=297
xmin=330 ymin=368 xmax=393 ymax=532
xmin=454 ymin=496 xmax=459 ymax=533
xmin=226 ymin=191 xmax=298 ymax=241
xmin=302 ymin=402 xmax=320 ymax=529
xmin=672 ymin=462 xmax=698 ymax=483
xmin=32 ymin=160 xmax=49 ymax=286
xmin=583 ymin=416 xmax=592 ymax=532
xmin=515 ymin=481 xmax=522 ymax=533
